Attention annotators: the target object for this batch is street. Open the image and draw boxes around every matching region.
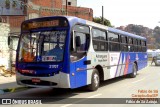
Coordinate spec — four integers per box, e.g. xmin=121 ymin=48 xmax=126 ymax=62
xmin=0 ymin=63 xmax=160 ymax=107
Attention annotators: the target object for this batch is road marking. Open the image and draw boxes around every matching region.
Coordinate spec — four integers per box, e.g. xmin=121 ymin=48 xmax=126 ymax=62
xmin=61 ymin=104 xmax=72 ymax=107
xmin=87 ymin=93 xmax=102 ymax=98
xmin=132 ymin=78 xmax=145 ymax=84
xmin=61 ymin=93 xmax=102 ymax=107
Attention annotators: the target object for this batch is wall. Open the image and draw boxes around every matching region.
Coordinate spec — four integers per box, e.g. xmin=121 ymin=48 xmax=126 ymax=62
xmin=63 ymin=0 xmax=77 ymax=6
xmin=0 ymin=23 xmax=10 ymax=70
xmin=67 ymin=6 xmax=93 ymax=21
xmin=2 ymin=0 xmax=93 ymax=33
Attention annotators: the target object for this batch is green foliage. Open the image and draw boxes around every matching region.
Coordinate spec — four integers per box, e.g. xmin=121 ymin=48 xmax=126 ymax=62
xmin=5 ymin=0 xmax=10 ymax=9
xmin=117 ymin=24 xmax=160 ymax=49
xmin=124 ymin=24 xmax=149 ymax=35
xmin=153 ymin=26 xmax=160 ymax=48
xmin=93 ymin=17 xmax=112 ymax=27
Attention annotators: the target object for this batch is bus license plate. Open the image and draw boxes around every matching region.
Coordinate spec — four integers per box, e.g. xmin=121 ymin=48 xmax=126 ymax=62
xmin=32 ymin=78 xmax=40 ymax=83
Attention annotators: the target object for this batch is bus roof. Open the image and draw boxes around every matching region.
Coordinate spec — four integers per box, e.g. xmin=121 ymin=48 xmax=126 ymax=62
xmin=23 ymin=16 xmax=146 ymax=40
xmin=66 ymin=16 xmax=146 ymax=40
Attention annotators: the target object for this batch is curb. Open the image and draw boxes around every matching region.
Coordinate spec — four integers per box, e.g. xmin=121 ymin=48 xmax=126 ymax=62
xmin=0 ymin=87 xmax=29 ymax=95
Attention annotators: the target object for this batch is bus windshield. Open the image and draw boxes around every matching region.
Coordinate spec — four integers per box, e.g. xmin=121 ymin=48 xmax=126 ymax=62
xmin=18 ymin=30 xmax=66 ymax=62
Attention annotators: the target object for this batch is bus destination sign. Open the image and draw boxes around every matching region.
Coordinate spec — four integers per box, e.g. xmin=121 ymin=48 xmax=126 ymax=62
xmin=22 ymin=19 xmax=68 ymax=30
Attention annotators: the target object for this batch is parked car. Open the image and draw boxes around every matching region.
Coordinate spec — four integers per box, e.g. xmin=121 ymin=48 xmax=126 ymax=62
xmin=154 ymin=56 xmax=160 ymax=66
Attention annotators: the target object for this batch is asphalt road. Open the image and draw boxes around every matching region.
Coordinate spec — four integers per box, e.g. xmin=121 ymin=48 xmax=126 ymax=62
xmin=0 ymin=63 xmax=160 ymax=107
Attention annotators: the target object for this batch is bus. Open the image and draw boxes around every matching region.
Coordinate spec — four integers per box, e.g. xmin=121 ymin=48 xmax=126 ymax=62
xmin=14 ymin=16 xmax=147 ymax=91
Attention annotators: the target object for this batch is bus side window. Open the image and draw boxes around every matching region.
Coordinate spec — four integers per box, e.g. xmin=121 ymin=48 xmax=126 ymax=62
xmin=128 ymin=37 xmax=133 ymax=52
xmin=108 ymin=32 xmax=120 ymax=51
xmin=120 ymin=35 xmax=128 ymax=52
xmin=138 ymin=40 xmax=142 ymax=52
xmin=70 ymin=25 xmax=90 ymax=61
xmin=75 ymin=32 xmax=89 ymax=52
xmin=142 ymin=40 xmax=147 ymax=52
xmin=92 ymin=28 xmax=108 ymax=51
xmin=134 ymin=39 xmax=138 ymax=52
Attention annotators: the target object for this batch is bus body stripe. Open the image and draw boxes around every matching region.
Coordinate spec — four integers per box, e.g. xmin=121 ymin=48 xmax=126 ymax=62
xmin=115 ymin=53 xmax=121 ymax=77
xmin=124 ymin=54 xmax=130 ymax=75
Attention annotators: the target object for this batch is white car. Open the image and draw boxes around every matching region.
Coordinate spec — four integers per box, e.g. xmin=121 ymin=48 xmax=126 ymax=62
xmin=154 ymin=56 xmax=160 ymax=66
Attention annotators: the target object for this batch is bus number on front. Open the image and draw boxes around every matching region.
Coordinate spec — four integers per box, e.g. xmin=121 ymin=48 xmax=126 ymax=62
xmin=49 ymin=65 xmax=59 ymax=68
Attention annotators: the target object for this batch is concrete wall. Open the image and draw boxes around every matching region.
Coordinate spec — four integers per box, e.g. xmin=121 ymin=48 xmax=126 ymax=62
xmin=1 ymin=0 xmax=93 ymax=32
xmin=63 ymin=0 xmax=77 ymax=6
xmin=0 ymin=23 xmax=10 ymax=70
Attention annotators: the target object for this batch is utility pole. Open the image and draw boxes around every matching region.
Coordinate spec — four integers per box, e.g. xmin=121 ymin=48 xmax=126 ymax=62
xmin=66 ymin=0 xmax=68 ymax=15
xmin=102 ymin=6 xmax=104 ymax=25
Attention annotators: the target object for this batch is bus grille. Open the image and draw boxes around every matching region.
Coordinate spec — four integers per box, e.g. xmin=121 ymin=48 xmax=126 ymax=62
xmin=21 ymin=80 xmax=57 ymax=86
xmin=18 ymin=70 xmax=59 ymax=77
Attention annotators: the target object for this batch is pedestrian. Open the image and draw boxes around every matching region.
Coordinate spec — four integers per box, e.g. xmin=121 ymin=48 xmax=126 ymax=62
xmin=151 ymin=56 xmax=156 ymax=65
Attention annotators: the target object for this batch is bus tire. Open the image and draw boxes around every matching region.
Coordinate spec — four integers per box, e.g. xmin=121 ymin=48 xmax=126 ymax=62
xmin=129 ymin=63 xmax=137 ymax=78
xmin=87 ymin=69 xmax=100 ymax=91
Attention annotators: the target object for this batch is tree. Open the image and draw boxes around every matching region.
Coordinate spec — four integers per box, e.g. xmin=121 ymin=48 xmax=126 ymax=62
xmin=93 ymin=17 xmax=112 ymax=27
xmin=153 ymin=26 xmax=160 ymax=48
xmin=5 ymin=0 xmax=10 ymax=9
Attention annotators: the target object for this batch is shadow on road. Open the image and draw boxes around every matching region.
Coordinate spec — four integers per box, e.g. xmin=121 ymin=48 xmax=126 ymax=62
xmin=148 ymin=65 xmax=160 ymax=67
xmin=0 ymin=75 xmax=137 ymax=103
xmin=0 ymin=82 xmax=20 ymax=90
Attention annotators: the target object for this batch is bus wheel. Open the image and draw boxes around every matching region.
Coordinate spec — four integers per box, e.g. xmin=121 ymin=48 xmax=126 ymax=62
xmin=87 ymin=69 xmax=100 ymax=91
xmin=129 ymin=63 xmax=137 ymax=78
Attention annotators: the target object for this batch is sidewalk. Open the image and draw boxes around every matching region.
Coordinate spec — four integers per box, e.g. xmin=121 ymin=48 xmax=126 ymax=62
xmin=0 ymin=75 xmax=21 ymax=90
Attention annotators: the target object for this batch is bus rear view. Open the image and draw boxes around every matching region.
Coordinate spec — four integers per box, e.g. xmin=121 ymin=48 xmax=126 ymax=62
xmin=16 ymin=17 xmax=70 ymax=88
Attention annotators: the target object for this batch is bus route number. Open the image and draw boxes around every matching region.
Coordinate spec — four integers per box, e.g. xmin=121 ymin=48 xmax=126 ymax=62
xmin=49 ymin=65 xmax=59 ymax=68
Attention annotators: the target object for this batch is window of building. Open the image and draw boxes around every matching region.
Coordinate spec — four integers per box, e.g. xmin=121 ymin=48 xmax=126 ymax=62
xmin=68 ymin=2 xmax=71 ymax=5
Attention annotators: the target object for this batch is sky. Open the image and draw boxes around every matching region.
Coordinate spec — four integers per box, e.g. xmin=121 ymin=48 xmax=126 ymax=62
xmin=77 ymin=0 xmax=160 ymax=29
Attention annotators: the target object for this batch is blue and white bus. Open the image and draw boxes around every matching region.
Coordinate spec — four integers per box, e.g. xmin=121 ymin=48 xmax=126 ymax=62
xmin=15 ymin=16 xmax=147 ymax=91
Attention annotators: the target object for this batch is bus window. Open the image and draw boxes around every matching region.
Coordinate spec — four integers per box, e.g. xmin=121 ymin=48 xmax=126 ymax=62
xmin=19 ymin=30 xmax=67 ymax=62
xmin=108 ymin=32 xmax=120 ymax=51
xmin=73 ymin=25 xmax=90 ymax=34
xmin=120 ymin=35 xmax=128 ymax=52
xmin=75 ymin=32 xmax=88 ymax=52
xmin=138 ymin=40 xmax=142 ymax=52
xmin=70 ymin=25 xmax=90 ymax=61
xmin=92 ymin=28 xmax=107 ymax=51
xmin=142 ymin=40 xmax=147 ymax=52
xmin=133 ymin=39 xmax=138 ymax=52
xmin=128 ymin=38 xmax=134 ymax=52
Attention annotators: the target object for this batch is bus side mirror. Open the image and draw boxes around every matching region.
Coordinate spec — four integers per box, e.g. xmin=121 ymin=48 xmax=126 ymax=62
xmin=76 ymin=36 xmax=81 ymax=47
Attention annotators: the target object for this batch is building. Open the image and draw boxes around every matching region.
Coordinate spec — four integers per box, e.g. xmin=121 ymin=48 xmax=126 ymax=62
xmin=63 ymin=0 xmax=77 ymax=6
xmin=0 ymin=0 xmax=93 ymax=33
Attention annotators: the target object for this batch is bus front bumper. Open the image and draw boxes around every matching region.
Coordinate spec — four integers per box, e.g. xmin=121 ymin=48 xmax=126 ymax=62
xmin=16 ymin=71 xmax=70 ymax=88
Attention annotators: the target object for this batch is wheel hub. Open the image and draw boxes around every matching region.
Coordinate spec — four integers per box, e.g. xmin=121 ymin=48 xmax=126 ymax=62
xmin=94 ymin=74 xmax=99 ymax=87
